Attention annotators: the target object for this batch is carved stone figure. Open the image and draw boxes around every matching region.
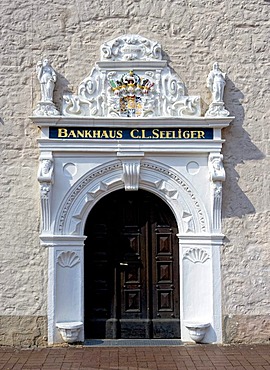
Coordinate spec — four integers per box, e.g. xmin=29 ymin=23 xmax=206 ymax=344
xmin=209 ymin=155 xmax=225 ymax=182
xmin=34 ymin=58 xmax=60 ymax=116
xmin=205 ymin=62 xmax=230 ymax=117
xmin=38 ymin=158 xmax=54 ymax=182
xmin=41 ymin=159 xmax=52 ymax=175
xmin=208 ymin=154 xmax=225 ymax=232
xmin=38 ymin=155 xmax=54 ymax=232
xmin=207 ymin=62 xmax=226 ymax=103
xmin=36 ymin=58 xmax=57 ymax=102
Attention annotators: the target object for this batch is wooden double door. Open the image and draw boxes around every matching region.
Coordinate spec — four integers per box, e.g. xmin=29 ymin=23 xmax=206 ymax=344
xmin=84 ymin=189 xmax=180 ymax=339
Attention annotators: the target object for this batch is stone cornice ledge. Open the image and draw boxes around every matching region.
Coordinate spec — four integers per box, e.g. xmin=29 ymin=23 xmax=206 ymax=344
xmin=40 ymin=234 xmax=86 ymax=247
xmin=30 ymin=116 xmax=235 ymax=128
xmin=177 ymin=233 xmax=225 ymax=246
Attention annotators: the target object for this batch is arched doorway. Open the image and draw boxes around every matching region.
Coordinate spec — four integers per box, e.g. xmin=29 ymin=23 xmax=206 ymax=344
xmin=84 ymin=189 xmax=180 ymax=339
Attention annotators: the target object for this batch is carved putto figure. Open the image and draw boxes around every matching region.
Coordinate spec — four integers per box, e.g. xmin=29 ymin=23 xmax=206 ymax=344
xmin=36 ymin=58 xmax=57 ymax=102
xmin=207 ymin=62 xmax=226 ymax=103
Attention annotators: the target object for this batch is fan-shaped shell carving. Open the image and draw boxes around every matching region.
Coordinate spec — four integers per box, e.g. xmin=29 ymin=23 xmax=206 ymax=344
xmin=183 ymin=248 xmax=210 ymax=264
xmin=57 ymin=251 xmax=80 ymax=268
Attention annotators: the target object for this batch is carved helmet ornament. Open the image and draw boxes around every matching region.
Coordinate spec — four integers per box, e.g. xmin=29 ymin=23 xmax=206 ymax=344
xmin=34 ymin=34 xmax=230 ymax=118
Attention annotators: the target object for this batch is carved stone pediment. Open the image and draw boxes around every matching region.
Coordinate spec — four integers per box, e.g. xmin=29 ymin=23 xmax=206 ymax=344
xmin=33 ymin=36 xmax=232 ymax=119
xmin=62 ymin=34 xmax=201 ymax=118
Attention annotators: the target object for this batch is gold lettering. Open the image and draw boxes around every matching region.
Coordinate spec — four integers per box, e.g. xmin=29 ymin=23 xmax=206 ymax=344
xmin=68 ymin=130 xmax=77 ymax=138
xmin=130 ymin=129 xmax=141 ymax=138
xmin=84 ymin=130 xmax=92 ymax=138
xmin=116 ymin=130 xmax=123 ymax=139
xmin=165 ymin=130 xmax=175 ymax=139
xmin=159 ymin=130 xmax=166 ymax=139
xmin=76 ymin=130 xmax=85 ymax=138
xmin=189 ymin=131 xmax=195 ymax=139
xmin=141 ymin=129 xmax=152 ymax=139
xmin=183 ymin=131 xmax=190 ymax=139
xmin=58 ymin=128 xmax=68 ymax=138
xmin=197 ymin=130 xmax=205 ymax=139
xmin=92 ymin=130 xmax=101 ymax=138
xmin=108 ymin=130 xmax=116 ymax=139
xmin=152 ymin=129 xmax=160 ymax=138
xmin=100 ymin=130 xmax=109 ymax=139
xmin=178 ymin=129 xmax=182 ymax=138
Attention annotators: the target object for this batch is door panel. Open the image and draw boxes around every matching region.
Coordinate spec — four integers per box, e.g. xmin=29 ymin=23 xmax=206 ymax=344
xmin=84 ymin=189 xmax=180 ymax=339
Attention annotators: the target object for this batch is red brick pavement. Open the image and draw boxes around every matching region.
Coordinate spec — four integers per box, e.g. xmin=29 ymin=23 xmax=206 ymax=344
xmin=0 ymin=344 xmax=269 ymax=370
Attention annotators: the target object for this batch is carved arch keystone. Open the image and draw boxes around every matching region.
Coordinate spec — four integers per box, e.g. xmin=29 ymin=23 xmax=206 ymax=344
xmin=122 ymin=160 xmax=141 ymax=191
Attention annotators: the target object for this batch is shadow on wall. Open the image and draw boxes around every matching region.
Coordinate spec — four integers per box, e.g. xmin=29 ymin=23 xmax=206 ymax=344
xmin=222 ymin=77 xmax=265 ymax=218
xmin=54 ymin=73 xmax=72 ymax=112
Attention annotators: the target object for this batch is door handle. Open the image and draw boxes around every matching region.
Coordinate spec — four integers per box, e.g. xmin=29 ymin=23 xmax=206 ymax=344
xmin=119 ymin=262 xmax=128 ymax=266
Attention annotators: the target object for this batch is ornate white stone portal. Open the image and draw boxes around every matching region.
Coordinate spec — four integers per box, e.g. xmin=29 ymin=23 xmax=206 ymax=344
xmin=31 ymin=35 xmax=234 ymax=344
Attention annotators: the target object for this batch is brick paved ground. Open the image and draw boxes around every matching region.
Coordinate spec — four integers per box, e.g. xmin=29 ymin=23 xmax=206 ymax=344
xmin=0 ymin=344 xmax=269 ymax=370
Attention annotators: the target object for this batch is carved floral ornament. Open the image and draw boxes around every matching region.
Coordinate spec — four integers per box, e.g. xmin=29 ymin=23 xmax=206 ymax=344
xmin=33 ymin=35 xmax=230 ymax=118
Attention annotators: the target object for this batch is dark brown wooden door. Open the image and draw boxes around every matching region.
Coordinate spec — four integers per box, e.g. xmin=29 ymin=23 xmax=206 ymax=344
xmin=84 ymin=189 xmax=180 ymax=339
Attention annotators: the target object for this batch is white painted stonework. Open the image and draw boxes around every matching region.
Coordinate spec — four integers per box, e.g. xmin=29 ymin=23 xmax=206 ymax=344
xmin=31 ymin=35 xmax=233 ymax=344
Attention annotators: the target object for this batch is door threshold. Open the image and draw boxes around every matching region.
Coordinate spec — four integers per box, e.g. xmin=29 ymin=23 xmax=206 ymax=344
xmin=84 ymin=339 xmax=184 ymax=346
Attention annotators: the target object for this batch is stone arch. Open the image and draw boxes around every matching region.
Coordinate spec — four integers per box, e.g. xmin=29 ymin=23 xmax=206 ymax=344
xmin=54 ymin=159 xmax=210 ymax=236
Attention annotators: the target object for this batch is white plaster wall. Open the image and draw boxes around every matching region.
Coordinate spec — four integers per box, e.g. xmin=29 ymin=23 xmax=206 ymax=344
xmin=0 ymin=0 xmax=269 ymax=344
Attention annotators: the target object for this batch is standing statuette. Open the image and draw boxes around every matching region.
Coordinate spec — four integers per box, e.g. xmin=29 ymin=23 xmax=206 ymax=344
xmin=205 ymin=62 xmax=230 ymax=117
xmin=33 ymin=57 xmax=60 ymax=116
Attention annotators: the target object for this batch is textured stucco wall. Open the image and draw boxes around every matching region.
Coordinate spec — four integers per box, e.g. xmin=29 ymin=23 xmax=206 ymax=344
xmin=0 ymin=0 xmax=269 ymax=345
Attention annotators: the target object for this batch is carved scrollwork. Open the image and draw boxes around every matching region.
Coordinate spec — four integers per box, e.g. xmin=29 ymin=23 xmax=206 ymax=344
xmin=63 ymin=96 xmax=83 ymax=116
xmin=205 ymin=102 xmax=230 ymax=117
xmin=161 ymin=69 xmax=200 ymax=117
xmin=63 ymin=66 xmax=105 ymax=117
xmin=33 ymin=102 xmax=60 ymax=116
xmin=100 ymin=34 xmax=162 ymax=61
xmin=61 ymin=35 xmax=201 ymax=118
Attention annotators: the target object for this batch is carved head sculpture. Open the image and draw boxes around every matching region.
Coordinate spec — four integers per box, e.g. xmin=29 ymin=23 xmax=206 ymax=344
xmin=42 ymin=159 xmax=52 ymax=174
xmin=213 ymin=62 xmax=220 ymax=71
xmin=42 ymin=58 xmax=50 ymax=67
xmin=212 ymin=157 xmax=222 ymax=171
